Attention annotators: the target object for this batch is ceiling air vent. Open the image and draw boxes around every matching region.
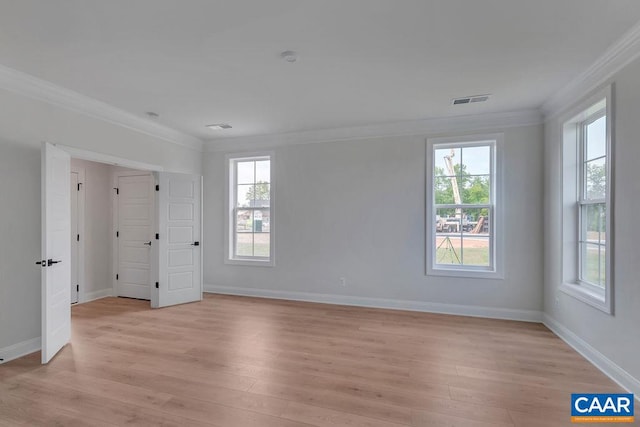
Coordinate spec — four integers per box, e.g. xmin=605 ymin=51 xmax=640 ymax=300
xmin=206 ymin=123 xmax=233 ymax=130
xmin=452 ymin=95 xmax=490 ymax=105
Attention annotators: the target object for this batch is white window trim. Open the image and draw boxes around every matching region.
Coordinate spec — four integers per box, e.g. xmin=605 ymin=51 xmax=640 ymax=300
xmin=426 ymin=133 xmax=504 ymax=279
xmin=559 ymin=84 xmax=614 ymax=314
xmin=224 ymin=152 xmax=275 ymax=267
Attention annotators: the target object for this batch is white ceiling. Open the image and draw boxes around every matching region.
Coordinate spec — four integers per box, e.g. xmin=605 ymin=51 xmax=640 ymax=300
xmin=1 ymin=1 xmax=640 ymax=142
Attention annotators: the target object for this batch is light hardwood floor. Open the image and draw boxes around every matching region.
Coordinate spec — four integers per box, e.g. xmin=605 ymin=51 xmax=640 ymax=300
xmin=0 ymin=294 xmax=625 ymax=426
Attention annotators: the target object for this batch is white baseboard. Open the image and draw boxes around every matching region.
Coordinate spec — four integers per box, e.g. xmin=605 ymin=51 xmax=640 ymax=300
xmin=203 ymin=284 xmax=543 ymax=322
xmin=0 ymin=337 xmax=40 ymax=364
xmin=81 ymin=288 xmax=112 ymax=304
xmin=543 ymin=314 xmax=640 ymax=400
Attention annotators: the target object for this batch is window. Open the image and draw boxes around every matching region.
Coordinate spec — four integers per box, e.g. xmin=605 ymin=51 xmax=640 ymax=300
xmin=226 ymin=154 xmax=273 ymax=265
xmin=561 ymin=86 xmax=613 ymax=313
xmin=426 ymin=135 xmax=502 ymax=278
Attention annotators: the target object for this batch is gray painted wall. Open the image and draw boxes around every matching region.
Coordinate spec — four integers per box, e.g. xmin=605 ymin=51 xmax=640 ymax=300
xmin=0 ymin=140 xmax=41 ymax=352
xmin=70 ymin=159 xmax=114 ymax=299
xmin=0 ymin=88 xmax=201 ymax=353
xmin=544 ymin=57 xmax=640 ymax=381
xmin=204 ymin=124 xmax=544 ymax=313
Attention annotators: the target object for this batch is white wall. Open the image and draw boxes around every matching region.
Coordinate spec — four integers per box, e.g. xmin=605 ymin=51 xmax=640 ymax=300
xmin=204 ymin=124 xmax=544 ymax=318
xmin=544 ymin=57 xmax=640 ymax=386
xmin=71 ymin=159 xmax=114 ymax=300
xmin=0 ymin=88 xmax=202 ymax=359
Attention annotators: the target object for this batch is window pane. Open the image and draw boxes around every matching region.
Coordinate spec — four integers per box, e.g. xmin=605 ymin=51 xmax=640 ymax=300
xmin=253 ymin=209 xmax=270 ymax=232
xmin=581 ymin=242 xmax=601 ymax=286
xmin=248 ymin=183 xmax=270 ymax=207
xmin=255 ymin=160 xmax=270 ymax=183
xmin=254 ymin=233 xmax=270 ymax=257
xmin=599 ymin=246 xmax=606 ymax=288
xmin=461 ymin=145 xmax=490 ymax=175
xmin=582 ymin=204 xmax=604 ymax=244
xmin=237 ymin=161 xmax=255 ymax=185
xmin=436 ymin=235 xmax=462 ymax=265
xmin=463 ymin=208 xmax=490 ymax=235
xmin=434 ymin=175 xmax=459 ymax=205
xmin=235 ymin=232 xmax=253 ymax=257
xmin=436 ymin=208 xmax=460 ymax=233
xmin=586 ymin=115 xmax=606 ymax=160
xmin=434 ymin=148 xmax=460 ymax=177
xmin=236 ymin=184 xmax=254 ymax=207
xmin=462 ymin=236 xmax=490 ymax=267
xmin=461 ymin=175 xmax=490 ymax=204
xmin=236 ymin=209 xmax=253 ymax=232
xmin=600 ymin=207 xmax=606 ymax=245
xmin=585 ymin=158 xmax=606 ymax=200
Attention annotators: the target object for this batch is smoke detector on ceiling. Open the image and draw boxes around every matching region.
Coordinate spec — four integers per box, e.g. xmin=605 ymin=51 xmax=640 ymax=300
xmin=452 ymin=95 xmax=491 ymax=105
xmin=281 ymin=50 xmax=298 ymax=63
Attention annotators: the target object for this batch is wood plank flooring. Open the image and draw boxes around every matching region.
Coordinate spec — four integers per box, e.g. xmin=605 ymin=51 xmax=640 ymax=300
xmin=0 ymin=294 xmax=625 ymax=426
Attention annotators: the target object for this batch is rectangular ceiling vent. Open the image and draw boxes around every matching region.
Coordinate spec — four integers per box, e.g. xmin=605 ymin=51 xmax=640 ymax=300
xmin=452 ymin=95 xmax=490 ymax=105
xmin=206 ymin=123 xmax=233 ymax=130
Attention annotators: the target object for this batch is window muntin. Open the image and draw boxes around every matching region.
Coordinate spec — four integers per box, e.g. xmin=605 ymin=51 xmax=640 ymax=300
xmin=578 ymin=111 xmax=607 ymax=289
xmin=431 ymin=140 xmax=496 ymax=272
xmin=229 ymin=156 xmax=272 ymax=262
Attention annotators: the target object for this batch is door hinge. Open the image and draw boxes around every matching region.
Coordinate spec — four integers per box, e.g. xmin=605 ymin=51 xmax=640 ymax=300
xmin=155 ymin=282 xmax=159 ymax=289
xmin=76 ymin=284 xmax=79 ymax=292
xmin=116 ymin=231 xmax=119 ymax=238
xmin=77 ymin=182 xmax=82 ymax=191
xmin=155 ymin=233 xmax=159 ymax=240
xmin=77 ymin=234 xmax=80 ymax=242
xmin=155 ymin=184 xmax=159 ymax=191
xmin=116 ymin=274 xmax=119 ymax=280
xmin=113 ymin=187 xmax=119 ymax=195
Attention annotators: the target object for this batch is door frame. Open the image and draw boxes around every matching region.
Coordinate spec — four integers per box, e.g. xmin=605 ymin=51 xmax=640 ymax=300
xmin=70 ymin=166 xmax=85 ymax=303
xmin=112 ymin=170 xmax=155 ymax=299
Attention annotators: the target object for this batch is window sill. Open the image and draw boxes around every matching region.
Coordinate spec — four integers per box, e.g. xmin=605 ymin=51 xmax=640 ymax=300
xmin=225 ymin=258 xmax=274 ymax=267
xmin=427 ymin=266 xmax=503 ymax=280
xmin=559 ymin=282 xmax=612 ymax=314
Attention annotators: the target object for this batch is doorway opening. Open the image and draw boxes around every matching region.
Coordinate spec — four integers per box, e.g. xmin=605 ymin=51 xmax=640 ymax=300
xmin=41 ymin=142 xmax=203 ymax=363
xmin=69 ymin=159 xmax=155 ymax=305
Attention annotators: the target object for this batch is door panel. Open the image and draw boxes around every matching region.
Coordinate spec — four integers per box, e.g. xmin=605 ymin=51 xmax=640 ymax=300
xmin=154 ymin=172 xmax=202 ymax=308
xmin=42 ymin=142 xmax=71 ymax=364
xmin=117 ymin=174 xmax=153 ymax=300
xmin=70 ymin=172 xmax=79 ymax=304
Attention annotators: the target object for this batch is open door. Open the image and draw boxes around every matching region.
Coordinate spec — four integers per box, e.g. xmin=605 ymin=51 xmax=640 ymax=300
xmin=152 ymin=172 xmax=202 ymax=308
xmin=41 ymin=142 xmax=71 ymax=363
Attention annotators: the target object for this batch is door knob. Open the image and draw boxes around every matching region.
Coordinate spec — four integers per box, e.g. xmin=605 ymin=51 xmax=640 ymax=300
xmin=191 ymin=241 xmax=200 ymax=246
xmin=47 ymin=259 xmax=62 ymax=266
xmin=144 ymin=241 xmax=152 ymax=246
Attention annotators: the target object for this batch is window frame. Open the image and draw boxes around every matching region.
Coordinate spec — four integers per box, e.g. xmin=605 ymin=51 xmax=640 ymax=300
xmin=225 ymin=152 xmax=275 ymax=267
xmin=559 ymin=84 xmax=613 ymax=314
xmin=426 ymin=134 xmax=504 ymax=279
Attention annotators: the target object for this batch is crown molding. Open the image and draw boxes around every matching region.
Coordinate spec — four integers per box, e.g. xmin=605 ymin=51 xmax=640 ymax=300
xmin=542 ymin=20 xmax=640 ymax=120
xmin=205 ymin=109 xmax=542 ymax=152
xmin=0 ymin=64 xmax=203 ymax=151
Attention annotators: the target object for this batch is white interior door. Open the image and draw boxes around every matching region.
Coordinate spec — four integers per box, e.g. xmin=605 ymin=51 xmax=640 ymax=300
xmin=153 ymin=172 xmax=202 ymax=308
xmin=70 ymin=172 xmax=79 ymax=304
xmin=41 ymin=142 xmax=71 ymax=364
xmin=117 ymin=174 xmax=154 ymax=300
